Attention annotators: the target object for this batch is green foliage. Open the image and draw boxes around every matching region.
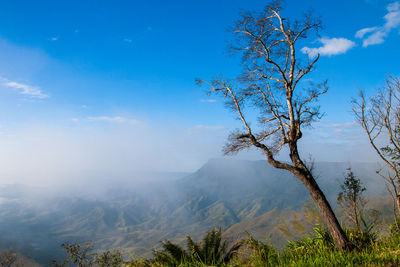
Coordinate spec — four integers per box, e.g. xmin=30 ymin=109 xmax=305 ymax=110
xmin=285 ymin=225 xmax=335 ymax=256
xmin=50 ymin=242 xmax=93 ymax=267
xmin=153 ymin=240 xmax=189 ymax=266
xmin=93 ymin=250 xmax=123 ymax=267
xmin=344 ymin=227 xmax=377 ymax=251
xmin=243 ymin=234 xmax=278 ymax=266
xmin=284 ymin=223 xmax=378 ymax=254
xmin=389 ymin=217 xmax=400 ymax=236
xmin=338 ymin=169 xmax=366 ymax=202
xmin=50 ymin=242 xmax=123 ymax=267
xmin=124 ymin=257 xmax=154 ymax=267
xmin=241 ymin=225 xmax=398 ymax=267
xmin=49 ymin=223 xmax=400 ymax=267
xmin=153 ymin=228 xmax=243 ymax=266
xmin=337 ymin=168 xmax=367 ymax=230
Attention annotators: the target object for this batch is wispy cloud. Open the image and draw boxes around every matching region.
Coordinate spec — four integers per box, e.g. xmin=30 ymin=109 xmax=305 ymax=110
xmin=200 ymin=99 xmax=216 ymax=103
xmin=356 ymin=1 xmax=400 ymax=47
xmin=355 ymin=27 xmax=380 ymax=39
xmin=322 ymin=121 xmax=357 ymax=131
xmin=123 ymin=38 xmax=133 ymax=43
xmin=87 ymin=116 xmax=139 ymax=124
xmin=192 ymin=125 xmax=225 ymax=130
xmin=48 ymin=36 xmax=58 ymax=41
xmin=188 ymin=125 xmax=226 ymax=132
xmin=307 ymin=121 xmax=362 ymax=144
xmin=0 ymin=77 xmax=49 ymax=99
xmin=186 ymin=124 xmax=226 ymax=136
xmin=301 ymin=37 xmax=356 ymax=58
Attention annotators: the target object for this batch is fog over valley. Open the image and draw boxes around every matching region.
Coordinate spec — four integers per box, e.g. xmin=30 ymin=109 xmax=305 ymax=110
xmin=0 ymin=121 xmax=382 ymax=186
xmin=0 ymin=0 xmax=400 ymax=265
xmin=0 ymin=159 xmax=390 ymax=264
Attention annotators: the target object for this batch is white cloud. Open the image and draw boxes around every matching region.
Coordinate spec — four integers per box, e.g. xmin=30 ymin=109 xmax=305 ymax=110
xmin=356 ymin=1 xmax=400 ymax=47
xmin=87 ymin=116 xmax=139 ymax=124
xmin=0 ymin=77 xmax=48 ymax=99
xmin=385 ymin=2 xmax=400 ymax=28
xmin=301 ymin=37 xmax=356 ymax=58
xmin=191 ymin=125 xmax=225 ymax=130
xmin=362 ymin=30 xmax=386 ymax=46
xmin=355 ymin=27 xmax=379 ymax=38
xmin=200 ymin=99 xmax=216 ymax=103
xmin=49 ymin=36 xmax=58 ymax=41
xmin=123 ymin=38 xmax=133 ymax=43
xmin=322 ymin=121 xmax=358 ymax=134
xmin=388 ymin=1 xmax=400 ymax=12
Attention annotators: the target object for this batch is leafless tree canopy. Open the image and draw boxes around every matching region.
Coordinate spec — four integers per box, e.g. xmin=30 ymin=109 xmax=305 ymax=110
xmin=198 ymin=1 xmax=352 ymax=251
xmin=353 ymin=76 xmax=400 ymax=221
xmin=198 ymin=1 xmax=326 ymax=167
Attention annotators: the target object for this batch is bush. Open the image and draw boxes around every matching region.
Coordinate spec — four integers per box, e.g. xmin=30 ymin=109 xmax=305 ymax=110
xmin=153 ymin=228 xmax=243 ymax=266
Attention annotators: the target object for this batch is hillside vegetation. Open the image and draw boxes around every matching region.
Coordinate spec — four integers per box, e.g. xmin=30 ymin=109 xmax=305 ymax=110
xmin=0 ymin=160 xmax=395 ymax=266
xmin=47 ymin=162 xmax=400 ymax=266
xmin=0 ymin=160 xmax=388 ymax=264
xmin=49 ymin=217 xmax=400 ymax=266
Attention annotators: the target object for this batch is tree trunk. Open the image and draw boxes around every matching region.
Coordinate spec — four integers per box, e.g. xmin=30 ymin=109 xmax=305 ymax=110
xmin=284 ymin=142 xmax=352 ymax=251
xmin=299 ymin=170 xmax=352 ymax=251
xmin=396 ymin=193 xmax=400 ymax=216
xmin=394 ymin=193 xmax=400 ymax=231
xmin=353 ymin=202 xmax=360 ymax=230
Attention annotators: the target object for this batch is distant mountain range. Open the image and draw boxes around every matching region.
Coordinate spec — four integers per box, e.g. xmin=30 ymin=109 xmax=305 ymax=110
xmin=0 ymin=159 xmax=389 ymax=265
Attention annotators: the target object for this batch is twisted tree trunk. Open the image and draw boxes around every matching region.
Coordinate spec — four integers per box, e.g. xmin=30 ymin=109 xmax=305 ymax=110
xmin=300 ymin=170 xmax=351 ymax=250
xmin=287 ymin=144 xmax=352 ymax=251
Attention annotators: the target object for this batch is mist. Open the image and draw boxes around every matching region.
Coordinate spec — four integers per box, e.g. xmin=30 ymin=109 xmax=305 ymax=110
xmin=0 ymin=121 xmax=227 ymax=186
xmin=0 ymin=117 xmax=382 ymax=188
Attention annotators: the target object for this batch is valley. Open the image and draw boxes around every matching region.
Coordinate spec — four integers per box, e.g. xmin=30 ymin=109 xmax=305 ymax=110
xmin=0 ymin=159 xmax=388 ymax=264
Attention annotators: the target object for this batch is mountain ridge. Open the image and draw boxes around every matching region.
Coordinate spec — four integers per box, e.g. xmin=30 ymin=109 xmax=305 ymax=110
xmin=0 ymin=159 xmax=388 ymax=264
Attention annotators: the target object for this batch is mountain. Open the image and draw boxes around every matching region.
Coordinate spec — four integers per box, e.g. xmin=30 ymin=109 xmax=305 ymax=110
xmin=0 ymin=159 xmax=388 ymax=264
xmin=175 ymin=159 xmax=387 ymax=225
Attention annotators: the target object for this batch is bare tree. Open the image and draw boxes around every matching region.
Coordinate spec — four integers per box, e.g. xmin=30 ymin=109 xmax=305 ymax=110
xmin=0 ymin=250 xmax=17 ymax=267
xmin=353 ymin=76 xmax=400 ymax=228
xmin=50 ymin=242 xmax=93 ymax=267
xmin=197 ymin=1 xmax=352 ymax=250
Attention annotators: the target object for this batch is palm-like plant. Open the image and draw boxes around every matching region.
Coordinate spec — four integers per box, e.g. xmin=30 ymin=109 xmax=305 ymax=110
xmin=154 ymin=228 xmax=243 ymax=266
xmin=154 ymin=240 xmax=190 ymax=265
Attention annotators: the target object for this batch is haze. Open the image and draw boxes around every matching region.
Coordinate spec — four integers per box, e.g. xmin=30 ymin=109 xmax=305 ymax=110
xmin=0 ymin=0 xmax=397 ymax=187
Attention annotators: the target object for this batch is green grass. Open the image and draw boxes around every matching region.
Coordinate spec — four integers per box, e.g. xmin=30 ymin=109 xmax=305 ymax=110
xmin=51 ymin=226 xmax=400 ymax=266
xmin=231 ymin=227 xmax=400 ymax=267
xmin=122 ymin=228 xmax=400 ymax=267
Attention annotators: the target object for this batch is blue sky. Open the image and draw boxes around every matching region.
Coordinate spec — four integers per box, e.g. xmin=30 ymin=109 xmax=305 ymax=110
xmin=0 ymin=0 xmax=399 ymax=184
